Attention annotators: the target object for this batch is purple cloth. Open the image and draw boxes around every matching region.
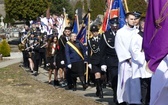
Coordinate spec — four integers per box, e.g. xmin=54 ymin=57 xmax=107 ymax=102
xmin=143 ymin=0 xmax=168 ymax=72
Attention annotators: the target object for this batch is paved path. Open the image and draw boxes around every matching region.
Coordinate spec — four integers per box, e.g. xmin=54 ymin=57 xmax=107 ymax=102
xmin=0 ymin=52 xmax=22 ymax=68
xmin=0 ymin=52 xmax=115 ymax=105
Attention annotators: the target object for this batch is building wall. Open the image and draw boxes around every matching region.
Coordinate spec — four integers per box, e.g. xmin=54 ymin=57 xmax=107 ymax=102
xmin=0 ymin=0 xmax=5 ymax=17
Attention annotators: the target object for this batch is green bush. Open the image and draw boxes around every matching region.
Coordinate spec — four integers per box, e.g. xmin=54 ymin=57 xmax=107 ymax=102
xmin=0 ymin=39 xmax=11 ymax=57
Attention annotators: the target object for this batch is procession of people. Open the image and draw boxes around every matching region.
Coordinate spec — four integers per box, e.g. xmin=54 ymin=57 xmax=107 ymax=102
xmin=18 ymin=0 xmax=168 ymax=105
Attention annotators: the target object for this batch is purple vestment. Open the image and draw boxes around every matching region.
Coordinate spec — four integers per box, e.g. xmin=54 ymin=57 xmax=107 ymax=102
xmin=143 ymin=0 xmax=168 ymax=72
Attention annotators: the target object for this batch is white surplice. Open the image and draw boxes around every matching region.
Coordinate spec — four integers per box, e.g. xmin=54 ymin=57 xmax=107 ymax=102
xmin=150 ymin=55 xmax=168 ymax=105
xmin=129 ymin=33 xmax=152 ymax=79
xmin=115 ymin=25 xmax=141 ymax=104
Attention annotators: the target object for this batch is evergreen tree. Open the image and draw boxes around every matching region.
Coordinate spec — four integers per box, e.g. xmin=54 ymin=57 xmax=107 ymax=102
xmin=83 ymin=0 xmax=88 ymax=13
xmin=127 ymin=0 xmax=147 ymax=16
xmin=74 ymin=0 xmax=83 ymax=11
xmin=90 ymin=0 xmax=105 ymax=20
xmin=4 ymin=0 xmax=49 ymax=21
xmin=50 ymin=0 xmax=74 ymax=19
xmin=0 ymin=39 xmax=11 ymax=57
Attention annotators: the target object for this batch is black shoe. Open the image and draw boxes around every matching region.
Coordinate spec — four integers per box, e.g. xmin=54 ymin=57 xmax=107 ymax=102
xmin=73 ymin=84 xmax=77 ymax=91
xmin=83 ymin=84 xmax=88 ymax=91
xmin=68 ymin=84 xmax=73 ymax=89
xmin=54 ymin=80 xmax=59 ymax=86
xmin=32 ymin=71 xmax=38 ymax=76
xmin=28 ymin=69 xmax=33 ymax=73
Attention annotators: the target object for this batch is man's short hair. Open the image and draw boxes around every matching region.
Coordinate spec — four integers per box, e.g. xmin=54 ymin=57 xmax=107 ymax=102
xmin=64 ymin=27 xmax=72 ymax=31
xmin=125 ymin=12 xmax=135 ymax=19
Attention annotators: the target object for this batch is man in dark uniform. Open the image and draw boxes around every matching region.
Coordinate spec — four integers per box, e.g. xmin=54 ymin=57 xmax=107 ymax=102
xmin=133 ymin=11 xmax=142 ymax=29
xmin=100 ymin=17 xmax=119 ymax=103
xmin=88 ymin=25 xmax=105 ymax=98
xmin=57 ymin=27 xmax=72 ymax=88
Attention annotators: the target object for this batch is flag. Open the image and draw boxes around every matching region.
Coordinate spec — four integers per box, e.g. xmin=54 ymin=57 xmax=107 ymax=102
xmin=102 ymin=0 xmax=113 ymax=31
xmin=59 ymin=8 xmax=69 ymax=38
xmin=102 ymin=0 xmax=126 ymax=31
xmin=77 ymin=13 xmax=89 ymax=44
xmin=83 ymin=13 xmax=89 ymax=26
xmin=77 ymin=26 xmax=87 ymax=44
xmin=72 ymin=10 xmax=79 ymax=34
xmin=110 ymin=0 xmax=126 ymax=28
xmin=118 ymin=0 xmax=126 ymax=28
xmin=143 ymin=0 xmax=168 ymax=72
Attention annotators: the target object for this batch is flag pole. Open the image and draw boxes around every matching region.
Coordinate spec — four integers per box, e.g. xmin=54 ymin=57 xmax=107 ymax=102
xmin=85 ymin=9 xmax=91 ymax=84
xmin=123 ymin=0 xmax=129 ymax=12
xmin=75 ymin=9 xmax=80 ymax=34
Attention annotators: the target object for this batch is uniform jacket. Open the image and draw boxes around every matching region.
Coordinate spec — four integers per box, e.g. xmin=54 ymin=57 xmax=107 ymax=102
xmin=101 ymin=29 xmax=118 ymax=66
xmin=88 ymin=35 xmax=102 ymax=65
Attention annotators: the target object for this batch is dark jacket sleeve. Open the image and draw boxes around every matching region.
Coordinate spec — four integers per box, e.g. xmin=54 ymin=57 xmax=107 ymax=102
xmin=58 ymin=36 xmax=66 ymax=61
xmin=65 ymin=43 xmax=71 ymax=65
xmin=100 ymin=34 xmax=106 ymax=65
xmin=87 ymin=39 xmax=91 ymax=64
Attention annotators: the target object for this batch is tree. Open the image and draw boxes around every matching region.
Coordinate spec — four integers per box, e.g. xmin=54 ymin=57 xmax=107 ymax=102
xmin=90 ymin=0 xmax=105 ymax=20
xmin=50 ymin=0 xmax=74 ymax=19
xmin=4 ymin=0 xmax=49 ymax=22
xmin=127 ymin=0 xmax=147 ymax=16
xmin=74 ymin=0 xmax=83 ymax=11
xmin=83 ymin=0 xmax=88 ymax=13
xmin=0 ymin=39 xmax=11 ymax=57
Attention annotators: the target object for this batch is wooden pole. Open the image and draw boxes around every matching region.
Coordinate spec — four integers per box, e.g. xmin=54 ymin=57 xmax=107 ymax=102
xmin=85 ymin=11 xmax=91 ymax=83
xmin=123 ymin=0 xmax=129 ymax=13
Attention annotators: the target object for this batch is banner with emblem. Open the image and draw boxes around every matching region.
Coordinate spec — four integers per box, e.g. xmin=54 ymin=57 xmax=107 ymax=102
xmin=102 ymin=0 xmax=126 ymax=31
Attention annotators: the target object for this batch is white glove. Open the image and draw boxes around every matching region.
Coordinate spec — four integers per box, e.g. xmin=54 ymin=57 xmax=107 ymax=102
xmin=67 ymin=64 xmax=72 ymax=69
xmin=53 ymin=62 xmax=56 ymax=66
xmin=61 ymin=60 xmax=65 ymax=65
xmin=101 ymin=65 xmax=107 ymax=72
xmin=46 ymin=63 xmax=50 ymax=67
xmin=88 ymin=64 xmax=92 ymax=69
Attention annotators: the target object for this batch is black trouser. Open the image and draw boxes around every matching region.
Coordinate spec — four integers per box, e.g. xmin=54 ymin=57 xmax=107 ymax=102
xmin=34 ymin=59 xmax=39 ymax=72
xmin=107 ymin=66 xmax=118 ymax=89
xmin=140 ymin=78 xmax=151 ymax=105
xmin=39 ymin=50 xmax=46 ymax=68
xmin=71 ymin=76 xmax=85 ymax=87
xmin=22 ymin=51 xmax=29 ymax=67
xmin=107 ymin=66 xmax=118 ymax=103
xmin=66 ymin=68 xmax=73 ymax=88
